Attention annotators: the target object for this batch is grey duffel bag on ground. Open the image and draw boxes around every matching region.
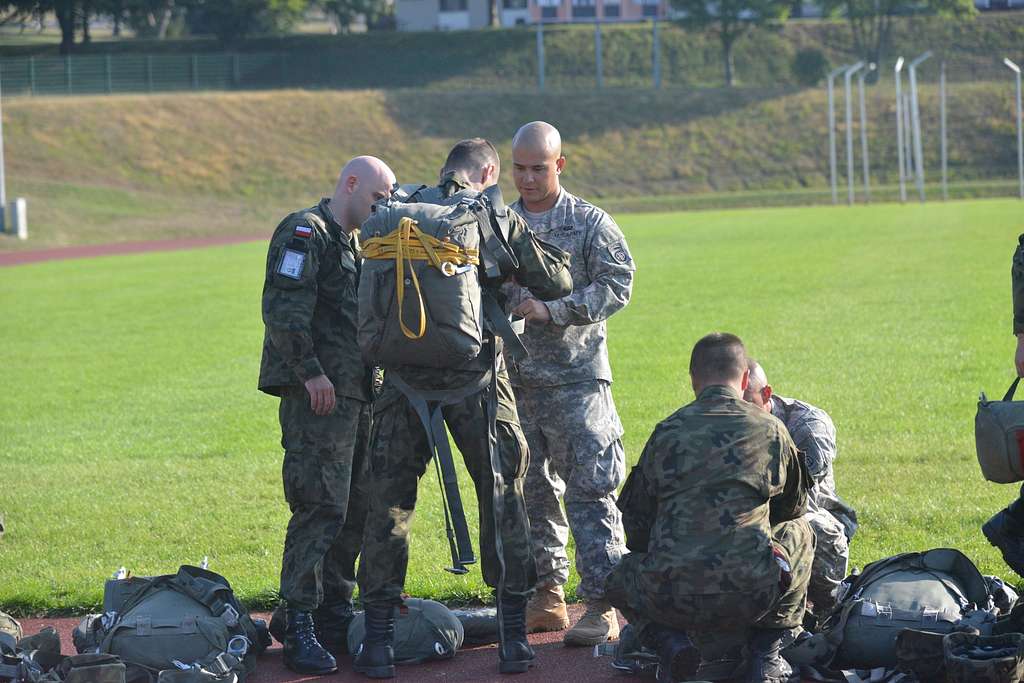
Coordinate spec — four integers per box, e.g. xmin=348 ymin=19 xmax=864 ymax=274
xmin=347 ymin=599 xmax=463 ymax=664
xmin=976 ymin=378 xmax=1024 ymax=483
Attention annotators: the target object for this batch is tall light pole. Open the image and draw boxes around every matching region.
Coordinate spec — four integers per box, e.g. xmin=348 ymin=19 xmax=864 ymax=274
xmin=908 ymin=51 xmax=932 ymax=202
xmin=827 ymin=65 xmax=848 ymax=205
xmin=1006 ymin=57 xmax=1023 ymax=200
xmin=895 ymin=57 xmax=907 ymax=203
xmin=858 ymin=62 xmax=876 ymax=202
xmin=940 ymin=61 xmax=948 ymax=200
xmin=844 ymin=61 xmax=865 ymax=205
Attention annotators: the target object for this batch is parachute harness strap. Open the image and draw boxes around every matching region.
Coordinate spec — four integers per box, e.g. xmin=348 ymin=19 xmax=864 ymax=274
xmin=361 ymin=216 xmax=480 ymax=340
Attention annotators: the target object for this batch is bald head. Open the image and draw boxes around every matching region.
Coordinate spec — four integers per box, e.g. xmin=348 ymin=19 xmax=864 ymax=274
xmin=743 ymin=358 xmax=773 ymax=412
xmin=511 ymin=121 xmax=566 ymax=213
xmin=331 ymin=155 xmax=395 ymax=232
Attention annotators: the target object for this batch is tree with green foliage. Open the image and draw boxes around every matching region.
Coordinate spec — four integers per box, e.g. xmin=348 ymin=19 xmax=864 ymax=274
xmin=318 ymin=0 xmax=392 ymax=32
xmin=184 ymin=0 xmax=309 ymax=43
xmin=818 ymin=0 xmax=974 ymax=68
xmin=670 ymin=0 xmax=789 ymax=86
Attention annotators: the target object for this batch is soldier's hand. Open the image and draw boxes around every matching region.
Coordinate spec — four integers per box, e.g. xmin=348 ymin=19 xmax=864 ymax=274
xmin=1016 ymin=336 xmax=1024 ymax=377
xmin=512 ymin=298 xmax=551 ymax=325
xmin=304 ymin=374 xmax=336 ymax=416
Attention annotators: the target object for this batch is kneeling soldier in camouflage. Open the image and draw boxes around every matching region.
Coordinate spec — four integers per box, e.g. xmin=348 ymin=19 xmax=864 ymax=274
xmin=606 ymin=333 xmax=815 ymax=683
xmin=259 ymin=156 xmax=395 ymax=675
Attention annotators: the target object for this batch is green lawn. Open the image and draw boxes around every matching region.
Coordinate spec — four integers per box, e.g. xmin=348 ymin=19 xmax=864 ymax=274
xmin=2 ymin=198 xmax=1023 ymax=615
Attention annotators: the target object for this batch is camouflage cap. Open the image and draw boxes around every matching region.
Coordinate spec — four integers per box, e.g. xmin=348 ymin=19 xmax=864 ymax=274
xmin=347 ymin=598 xmax=464 ymax=664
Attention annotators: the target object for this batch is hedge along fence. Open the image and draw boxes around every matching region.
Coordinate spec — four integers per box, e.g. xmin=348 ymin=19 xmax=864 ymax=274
xmin=0 ymin=15 xmax=1021 ymax=97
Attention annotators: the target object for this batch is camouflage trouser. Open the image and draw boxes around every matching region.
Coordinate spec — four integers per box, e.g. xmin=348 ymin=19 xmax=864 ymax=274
xmin=357 ymin=373 xmax=538 ymax=607
xmin=805 ymin=507 xmax=850 ymax=612
xmin=278 ymin=388 xmax=371 ymax=612
xmin=514 ymin=380 xmax=627 ymax=600
xmin=605 ymin=516 xmax=815 ymax=645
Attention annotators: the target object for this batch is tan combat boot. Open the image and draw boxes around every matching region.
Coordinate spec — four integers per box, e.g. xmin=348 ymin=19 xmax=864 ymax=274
xmin=563 ymin=599 xmax=620 ymax=647
xmin=525 ymin=584 xmax=570 ymax=633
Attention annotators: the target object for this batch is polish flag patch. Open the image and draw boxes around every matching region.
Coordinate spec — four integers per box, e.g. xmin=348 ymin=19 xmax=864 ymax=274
xmin=294 ymin=225 xmax=313 ymax=238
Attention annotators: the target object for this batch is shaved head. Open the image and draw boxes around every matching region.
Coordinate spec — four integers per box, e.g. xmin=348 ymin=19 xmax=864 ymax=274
xmin=331 ymin=155 xmax=395 ymax=232
xmin=743 ymin=358 xmax=773 ymax=412
xmin=511 ymin=121 xmax=565 ymax=213
xmin=511 ymin=121 xmax=562 ymax=158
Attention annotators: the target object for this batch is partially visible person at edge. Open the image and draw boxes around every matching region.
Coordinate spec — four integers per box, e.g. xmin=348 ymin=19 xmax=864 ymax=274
xmin=259 ymin=156 xmax=395 ymax=676
xmin=744 ymin=358 xmax=857 ymax=613
xmin=606 ymin=332 xmax=815 ymax=683
xmin=353 ymin=139 xmax=573 ymax=679
xmin=501 ymin=121 xmax=635 ymax=648
xmin=983 ymin=234 xmax=1024 ymax=577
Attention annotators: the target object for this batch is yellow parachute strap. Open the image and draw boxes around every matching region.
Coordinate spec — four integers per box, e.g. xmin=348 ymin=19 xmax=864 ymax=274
xmin=362 ymin=217 xmax=480 ymax=340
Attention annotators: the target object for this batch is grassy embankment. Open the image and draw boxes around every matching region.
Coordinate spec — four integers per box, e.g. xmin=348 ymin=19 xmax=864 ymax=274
xmin=0 ymin=81 xmax=1019 ymax=250
xmin=1 ymin=198 xmax=1022 ymax=614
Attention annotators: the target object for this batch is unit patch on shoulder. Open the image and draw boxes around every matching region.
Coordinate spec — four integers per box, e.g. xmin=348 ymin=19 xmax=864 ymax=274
xmin=608 ymin=240 xmax=631 ymax=264
xmin=294 ymin=225 xmax=314 ymax=238
xmin=276 ymin=248 xmax=306 ymax=280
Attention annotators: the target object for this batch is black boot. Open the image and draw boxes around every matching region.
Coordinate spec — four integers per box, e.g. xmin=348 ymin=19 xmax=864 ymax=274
xmin=268 ymin=603 xmax=287 ymax=644
xmin=314 ymin=599 xmax=355 ymax=657
xmin=282 ymin=609 xmax=338 ymax=676
xmin=353 ymin=604 xmax=396 ymax=679
xmin=498 ymin=594 xmax=535 ymax=674
xmin=983 ymin=508 xmax=1024 ymax=578
xmin=642 ymin=624 xmax=701 ymax=683
xmin=741 ymin=628 xmax=796 ymax=683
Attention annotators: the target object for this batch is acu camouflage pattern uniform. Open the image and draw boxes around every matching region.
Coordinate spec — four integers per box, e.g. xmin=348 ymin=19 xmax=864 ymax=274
xmin=1002 ymin=235 xmax=1024 ymax=528
xmin=771 ymin=394 xmax=858 ymax=611
xmin=259 ymin=198 xmax=373 ymax=613
xmin=357 ymin=177 xmax=573 ymax=609
xmin=502 ymin=188 xmax=634 ymax=601
xmin=605 ymin=385 xmax=815 ymax=649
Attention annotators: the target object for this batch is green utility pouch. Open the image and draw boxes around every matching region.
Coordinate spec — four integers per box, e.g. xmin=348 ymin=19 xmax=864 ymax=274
xmin=944 ymin=632 xmax=1024 ymax=683
xmin=347 ymin=599 xmax=463 ymax=664
xmin=43 ymin=654 xmax=126 ymax=683
xmin=976 ymin=378 xmax=1024 ymax=483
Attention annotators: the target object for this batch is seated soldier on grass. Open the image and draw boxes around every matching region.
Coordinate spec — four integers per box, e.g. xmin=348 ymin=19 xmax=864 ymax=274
xmin=605 ymin=332 xmax=815 ymax=683
xmin=744 ymin=359 xmax=857 ymax=612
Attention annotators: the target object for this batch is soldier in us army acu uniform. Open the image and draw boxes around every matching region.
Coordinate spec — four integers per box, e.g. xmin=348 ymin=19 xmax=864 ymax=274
xmin=983 ymin=234 xmax=1024 ymax=577
xmin=502 ymin=121 xmax=634 ymax=647
xmin=744 ymin=359 xmax=857 ymax=612
xmin=606 ymin=333 xmax=814 ymax=683
xmin=354 ymin=140 xmax=572 ymax=679
xmin=259 ymin=156 xmax=395 ymax=676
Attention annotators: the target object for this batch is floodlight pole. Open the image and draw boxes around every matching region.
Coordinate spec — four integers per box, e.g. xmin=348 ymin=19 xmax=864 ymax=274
xmin=908 ymin=51 xmax=932 ymax=202
xmin=844 ymin=62 xmax=865 ymax=205
xmin=903 ymin=91 xmax=914 ymax=189
xmin=827 ymin=65 xmax=848 ymax=205
xmin=858 ymin=63 xmax=876 ymax=202
xmin=895 ymin=57 xmax=907 ymax=203
xmin=940 ymin=61 xmax=948 ymax=200
xmin=1006 ymin=58 xmax=1023 ymax=200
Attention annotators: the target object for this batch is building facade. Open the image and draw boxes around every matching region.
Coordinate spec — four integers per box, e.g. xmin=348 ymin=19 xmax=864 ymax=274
xmin=395 ymin=0 xmax=529 ymax=30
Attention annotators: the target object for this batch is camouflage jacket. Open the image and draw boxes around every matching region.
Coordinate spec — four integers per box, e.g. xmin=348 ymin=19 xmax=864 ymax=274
xmin=770 ymin=394 xmax=857 ymax=539
xmin=258 ymin=198 xmax=372 ymax=402
xmin=502 ymin=189 xmax=634 ymax=388
xmin=1012 ymin=234 xmax=1024 ymax=335
xmin=385 ymin=180 xmax=573 ymax=398
xmin=618 ymin=384 xmax=809 ymax=595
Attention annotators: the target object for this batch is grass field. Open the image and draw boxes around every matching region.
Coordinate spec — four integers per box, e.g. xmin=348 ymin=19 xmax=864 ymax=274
xmin=1 ymin=197 xmax=1023 ymax=615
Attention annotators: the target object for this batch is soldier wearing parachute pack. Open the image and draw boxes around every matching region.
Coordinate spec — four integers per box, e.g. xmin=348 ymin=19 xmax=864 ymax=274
xmin=353 ymin=139 xmax=572 ymax=678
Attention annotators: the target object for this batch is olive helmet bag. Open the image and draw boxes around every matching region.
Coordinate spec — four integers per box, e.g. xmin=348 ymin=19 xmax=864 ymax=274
xmin=347 ymin=599 xmax=463 ymax=664
xmin=976 ymin=378 xmax=1024 ymax=483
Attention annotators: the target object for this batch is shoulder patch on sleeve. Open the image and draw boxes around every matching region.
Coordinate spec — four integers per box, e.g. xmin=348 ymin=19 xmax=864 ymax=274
xmin=607 ymin=239 xmax=631 ymax=264
xmin=294 ymin=225 xmax=313 ymax=238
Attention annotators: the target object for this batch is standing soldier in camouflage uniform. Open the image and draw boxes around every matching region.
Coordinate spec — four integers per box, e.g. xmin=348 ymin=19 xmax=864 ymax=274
xmin=502 ymin=121 xmax=634 ymax=647
xmin=259 ymin=156 xmax=396 ymax=676
xmin=354 ymin=139 xmax=572 ymax=679
xmin=606 ymin=333 xmax=814 ymax=683
xmin=983 ymin=234 xmax=1024 ymax=577
xmin=744 ymin=359 xmax=857 ymax=612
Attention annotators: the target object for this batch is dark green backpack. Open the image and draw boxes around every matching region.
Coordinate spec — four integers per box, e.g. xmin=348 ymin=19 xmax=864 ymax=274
xmin=74 ymin=566 xmax=268 ymax=681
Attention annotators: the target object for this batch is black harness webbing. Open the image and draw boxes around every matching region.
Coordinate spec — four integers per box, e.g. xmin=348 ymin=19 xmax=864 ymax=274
xmin=388 ymin=371 xmax=488 ymax=574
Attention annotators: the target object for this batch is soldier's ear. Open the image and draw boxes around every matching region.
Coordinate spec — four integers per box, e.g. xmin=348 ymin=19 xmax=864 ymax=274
xmin=740 ymin=369 xmax=750 ymax=392
xmin=555 ymin=156 xmax=566 ymax=174
xmin=763 ymin=385 xmax=773 ymax=402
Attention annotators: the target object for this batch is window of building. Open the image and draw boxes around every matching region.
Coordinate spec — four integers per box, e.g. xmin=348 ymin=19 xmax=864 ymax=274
xmin=541 ymin=5 xmax=559 ymax=16
xmin=572 ymin=0 xmax=596 ymax=16
xmin=641 ymin=4 xmax=658 ymax=14
xmin=439 ymin=0 xmax=468 ymax=11
xmin=603 ymin=2 xmax=620 ymax=16
xmin=503 ymin=0 xmax=528 ymax=8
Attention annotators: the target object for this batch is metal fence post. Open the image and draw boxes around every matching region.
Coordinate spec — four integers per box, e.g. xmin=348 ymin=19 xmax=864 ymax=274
xmin=652 ymin=20 xmax=661 ymax=90
xmin=908 ymin=51 xmax=932 ymax=202
xmin=28 ymin=56 xmax=35 ymax=96
xmin=65 ymin=54 xmax=72 ymax=95
xmin=191 ymin=54 xmax=199 ymax=89
xmin=536 ymin=23 xmax=545 ymax=92
xmin=858 ymin=64 xmax=874 ymax=202
xmin=940 ymin=61 xmax=948 ymax=201
xmin=146 ymin=55 xmax=153 ymax=93
xmin=1005 ymin=58 xmax=1023 ymax=200
xmin=903 ymin=91 xmax=913 ymax=188
xmin=827 ymin=66 xmax=847 ymax=205
xmin=0 ymin=68 xmax=6 ymax=233
xmin=232 ymin=53 xmax=240 ymax=88
xmin=594 ymin=22 xmax=603 ymax=89
xmin=105 ymin=54 xmax=112 ymax=94
xmin=843 ymin=62 xmax=865 ymax=205
xmin=895 ymin=57 xmax=906 ymax=202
